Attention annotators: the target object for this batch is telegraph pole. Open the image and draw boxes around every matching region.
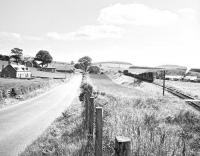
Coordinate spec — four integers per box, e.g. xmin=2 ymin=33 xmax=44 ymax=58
xmin=163 ymin=70 xmax=166 ymax=96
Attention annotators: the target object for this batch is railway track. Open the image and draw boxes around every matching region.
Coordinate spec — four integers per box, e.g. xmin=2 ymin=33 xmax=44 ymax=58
xmin=153 ymin=82 xmax=200 ymax=110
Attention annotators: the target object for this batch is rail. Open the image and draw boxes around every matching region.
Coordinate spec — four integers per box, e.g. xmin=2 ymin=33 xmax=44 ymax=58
xmin=153 ymin=82 xmax=200 ymax=110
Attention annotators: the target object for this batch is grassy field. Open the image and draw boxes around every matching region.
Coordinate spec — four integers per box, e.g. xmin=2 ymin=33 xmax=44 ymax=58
xmin=90 ymin=73 xmax=200 ymax=155
xmin=90 ymin=73 xmax=175 ymax=98
xmin=161 ymin=80 xmax=200 ymax=99
xmin=30 ymin=67 xmax=66 ymax=79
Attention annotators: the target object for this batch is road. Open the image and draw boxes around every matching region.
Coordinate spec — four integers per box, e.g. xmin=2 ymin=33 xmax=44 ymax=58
xmin=0 ymin=74 xmax=81 ymax=156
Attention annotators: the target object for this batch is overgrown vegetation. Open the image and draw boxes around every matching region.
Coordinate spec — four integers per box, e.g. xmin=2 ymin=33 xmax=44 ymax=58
xmin=94 ymin=93 xmax=200 ymax=156
xmin=90 ymin=73 xmax=200 ymax=155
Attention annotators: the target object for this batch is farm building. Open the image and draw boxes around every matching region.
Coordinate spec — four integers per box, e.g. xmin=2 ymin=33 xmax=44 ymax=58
xmin=1 ymin=64 xmax=31 ymax=78
xmin=0 ymin=60 xmax=9 ymax=72
xmin=40 ymin=65 xmax=56 ymax=72
xmin=184 ymin=76 xmax=198 ymax=82
xmin=165 ymin=75 xmax=183 ymax=81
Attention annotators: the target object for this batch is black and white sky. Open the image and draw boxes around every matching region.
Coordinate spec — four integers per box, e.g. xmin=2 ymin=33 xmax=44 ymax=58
xmin=0 ymin=0 xmax=199 ymax=67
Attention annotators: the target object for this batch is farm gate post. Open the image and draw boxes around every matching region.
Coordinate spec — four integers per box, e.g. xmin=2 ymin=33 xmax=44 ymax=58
xmin=95 ymin=107 xmax=103 ymax=156
xmin=115 ymin=136 xmax=131 ymax=156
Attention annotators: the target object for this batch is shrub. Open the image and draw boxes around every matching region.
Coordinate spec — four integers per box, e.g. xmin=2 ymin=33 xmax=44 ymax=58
xmin=80 ymin=83 xmax=93 ymax=95
xmin=88 ymin=66 xmax=100 ymax=74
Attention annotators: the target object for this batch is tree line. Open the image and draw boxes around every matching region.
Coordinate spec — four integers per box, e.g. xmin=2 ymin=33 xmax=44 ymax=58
xmin=0 ymin=48 xmax=100 ymax=74
xmin=0 ymin=48 xmax=53 ymax=67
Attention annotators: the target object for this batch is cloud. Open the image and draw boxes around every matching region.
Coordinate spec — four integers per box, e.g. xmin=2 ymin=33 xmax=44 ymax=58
xmin=23 ymin=36 xmax=43 ymax=41
xmin=0 ymin=32 xmax=22 ymax=42
xmin=47 ymin=25 xmax=124 ymax=40
xmin=98 ymin=3 xmax=180 ymax=27
xmin=0 ymin=32 xmax=43 ymax=42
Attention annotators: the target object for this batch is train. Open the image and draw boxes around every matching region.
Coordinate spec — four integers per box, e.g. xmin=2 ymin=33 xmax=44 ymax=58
xmin=123 ymin=70 xmax=154 ymax=83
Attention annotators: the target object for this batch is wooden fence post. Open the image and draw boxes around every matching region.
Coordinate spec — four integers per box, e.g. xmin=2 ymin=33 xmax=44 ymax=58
xmin=115 ymin=136 xmax=131 ymax=156
xmin=84 ymin=93 xmax=89 ymax=130
xmin=95 ymin=107 xmax=103 ymax=156
xmin=89 ymin=97 xmax=94 ymax=136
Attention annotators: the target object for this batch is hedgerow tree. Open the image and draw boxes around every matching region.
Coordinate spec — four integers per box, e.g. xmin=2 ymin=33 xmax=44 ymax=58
xmin=75 ymin=56 xmax=92 ymax=72
xmin=34 ymin=50 xmax=53 ymax=67
xmin=10 ymin=48 xmax=23 ymax=64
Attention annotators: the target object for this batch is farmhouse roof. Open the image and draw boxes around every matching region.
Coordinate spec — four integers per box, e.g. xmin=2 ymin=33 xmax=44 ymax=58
xmin=10 ymin=64 xmax=30 ymax=72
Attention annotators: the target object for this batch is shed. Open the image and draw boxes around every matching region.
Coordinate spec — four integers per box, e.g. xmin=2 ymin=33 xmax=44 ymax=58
xmin=1 ymin=64 xmax=32 ymax=78
xmin=40 ymin=65 xmax=56 ymax=73
xmin=184 ymin=76 xmax=198 ymax=81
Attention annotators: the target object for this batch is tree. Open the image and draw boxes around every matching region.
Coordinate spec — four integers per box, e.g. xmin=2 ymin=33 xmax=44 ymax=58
xmin=76 ymin=56 xmax=92 ymax=72
xmin=34 ymin=50 xmax=53 ymax=67
xmin=10 ymin=48 xmax=23 ymax=64
xmin=0 ymin=54 xmax=9 ymax=61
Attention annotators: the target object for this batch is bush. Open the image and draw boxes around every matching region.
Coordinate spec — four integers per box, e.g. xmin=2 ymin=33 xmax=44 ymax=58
xmin=88 ymin=66 xmax=100 ymax=74
xmin=79 ymin=83 xmax=93 ymax=102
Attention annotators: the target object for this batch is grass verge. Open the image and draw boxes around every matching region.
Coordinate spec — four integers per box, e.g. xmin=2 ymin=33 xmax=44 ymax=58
xmin=19 ymin=96 xmax=87 ymax=156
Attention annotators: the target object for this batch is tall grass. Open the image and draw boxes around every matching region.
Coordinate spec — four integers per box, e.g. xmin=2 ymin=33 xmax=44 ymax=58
xmin=94 ymin=94 xmax=200 ymax=156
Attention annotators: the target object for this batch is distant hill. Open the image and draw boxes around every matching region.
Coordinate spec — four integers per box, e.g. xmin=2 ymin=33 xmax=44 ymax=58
xmin=129 ymin=65 xmax=161 ymax=70
xmin=157 ymin=65 xmax=187 ymax=70
xmin=190 ymin=68 xmax=200 ymax=73
xmin=93 ymin=61 xmax=132 ymax=65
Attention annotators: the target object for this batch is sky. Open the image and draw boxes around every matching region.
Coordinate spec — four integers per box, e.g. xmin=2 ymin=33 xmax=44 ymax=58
xmin=0 ymin=0 xmax=199 ymax=67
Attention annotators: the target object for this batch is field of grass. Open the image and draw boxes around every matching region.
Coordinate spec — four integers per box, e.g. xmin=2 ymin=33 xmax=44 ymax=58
xmin=155 ymin=79 xmax=200 ymax=99
xmin=90 ymin=73 xmax=175 ymax=98
xmin=90 ymin=73 xmax=200 ymax=155
xmin=20 ymin=96 xmax=87 ymax=156
xmin=162 ymin=80 xmax=200 ymax=99
xmin=30 ymin=67 xmax=66 ymax=78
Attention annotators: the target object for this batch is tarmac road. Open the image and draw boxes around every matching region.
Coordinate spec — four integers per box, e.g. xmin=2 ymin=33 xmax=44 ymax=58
xmin=0 ymin=74 xmax=81 ymax=156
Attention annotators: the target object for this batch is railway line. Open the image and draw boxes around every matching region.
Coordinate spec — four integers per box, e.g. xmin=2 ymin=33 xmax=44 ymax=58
xmin=123 ymin=70 xmax=200 ymax=110
xmin=153 ymin=82 xmax=200 ymax=110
